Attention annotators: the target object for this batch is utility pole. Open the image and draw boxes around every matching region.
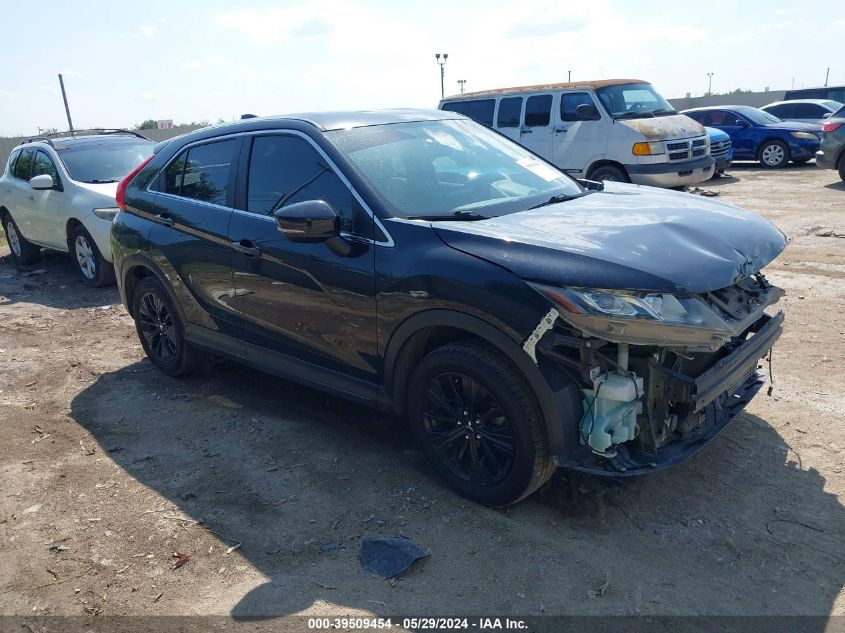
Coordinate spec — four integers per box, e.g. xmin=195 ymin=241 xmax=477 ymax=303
xmin=435 ymin=53 xmax=448 ymax=99
xmin=825 ymin=67 xmax=830 ymax=87
xmin=58 ymin=74 xmax=74 ymax=132
xmin=706 ymin=72 xmax=714 ymax=95
xmin=457 ymin=79 xmax=466 ymax=94
xmin=568 ymin=70 xmax=571 ymax=82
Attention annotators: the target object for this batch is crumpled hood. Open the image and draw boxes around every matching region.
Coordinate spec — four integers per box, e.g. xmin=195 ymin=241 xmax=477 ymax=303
xmin=620 ymin=114 xmax=706 ymax=141
xmin=433 ymin=182 xmax=787 ymax=294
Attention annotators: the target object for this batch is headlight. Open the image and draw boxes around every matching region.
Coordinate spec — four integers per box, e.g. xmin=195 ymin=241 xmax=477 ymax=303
xmin=632 ymin=141 xmax=665 ymax=156
xmin=93 ymin=208 xmax=119 ymax=221
xmin=530 ymin=284 xmax=736 ymax=350
xmin=791 ymin=131 xmax=819 ymax=140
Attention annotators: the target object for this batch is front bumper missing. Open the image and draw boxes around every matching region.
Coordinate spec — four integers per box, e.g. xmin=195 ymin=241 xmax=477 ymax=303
xmin=554 ymin=311 xmax=783 ymax=475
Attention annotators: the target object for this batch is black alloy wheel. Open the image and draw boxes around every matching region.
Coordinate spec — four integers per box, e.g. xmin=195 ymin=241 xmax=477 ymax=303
xmin=422 ymin=371 xmax=516 ymax=488
xmin=131 ymin=276 xmax=200 ymax=376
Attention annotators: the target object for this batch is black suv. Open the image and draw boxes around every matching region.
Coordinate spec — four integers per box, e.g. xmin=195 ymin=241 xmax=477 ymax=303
xmin=111 ymin=110 xmax=786 ymax=505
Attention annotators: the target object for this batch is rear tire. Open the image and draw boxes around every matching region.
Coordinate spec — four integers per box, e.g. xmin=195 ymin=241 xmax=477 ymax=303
xmin=70 ymin=224 xmax=115 ymax=287
xmin=131 ymin=276 xmax=201 ymax=376
xmin=407 ymin=341 xmax=555 ymax=506
xmin=838 ymin=156 xmax=845 ymax=182
xmin=758 ymin=140 xmax=790 ymax=168
xmin=588 ymin=164 xmax=629 ymax=183
xmin=2 ymin=213 xmax=41 ymax=266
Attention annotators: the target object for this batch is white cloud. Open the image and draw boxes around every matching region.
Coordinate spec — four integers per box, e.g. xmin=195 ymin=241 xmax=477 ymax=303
xmin=138 ymin=24 xmax=158 ymax=38
xmin=830 ymin=19 xmax=845 ymax=30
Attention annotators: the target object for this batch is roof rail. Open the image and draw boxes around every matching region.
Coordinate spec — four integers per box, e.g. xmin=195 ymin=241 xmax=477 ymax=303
xmin=19 ymin=128 xmax=151 ymax=146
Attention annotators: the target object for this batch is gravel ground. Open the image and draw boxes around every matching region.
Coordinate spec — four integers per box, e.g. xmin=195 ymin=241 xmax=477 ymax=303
xmin=0 ymin=163 xmax=843 ymax=623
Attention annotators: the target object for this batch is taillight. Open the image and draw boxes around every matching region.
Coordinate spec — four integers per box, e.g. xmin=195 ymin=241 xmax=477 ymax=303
xmin=116 ymin=155 xmax=154 ymax=211
xmin=822 ymin=121 xmax=842 ymax=133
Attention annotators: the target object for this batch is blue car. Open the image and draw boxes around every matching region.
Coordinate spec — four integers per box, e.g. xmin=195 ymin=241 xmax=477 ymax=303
xmin=706 ymin=126 xmax=732 ymax=175
xmin=682 ymin=105 xmax=821 ymax=168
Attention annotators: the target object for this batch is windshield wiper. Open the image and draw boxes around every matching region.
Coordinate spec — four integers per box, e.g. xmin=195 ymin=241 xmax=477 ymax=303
xmin=615 ymin=111 xmax=654 ymax=119
xmin=407 ymin=210 xmax=488 ymax=221
xmin=528 ymin=191 xmax=591 ymax=210
xmin=651 ymin=108 xmax=677 ymax=116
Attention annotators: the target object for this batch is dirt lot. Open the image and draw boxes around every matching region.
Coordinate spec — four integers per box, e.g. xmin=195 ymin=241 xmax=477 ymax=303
xmin=1 ymin=165 xmax=844 ymax=622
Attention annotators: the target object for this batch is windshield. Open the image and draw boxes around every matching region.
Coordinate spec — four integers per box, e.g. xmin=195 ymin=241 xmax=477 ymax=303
xmin=595 ymin=83 xmax=676 ymax=119
xmin=327 ymin=119 xmax=582 ymax=219
xmin=57 ymin=139 xmax=154 ymax=183
xmin=738 ymin=107 xmax=782 ymax=126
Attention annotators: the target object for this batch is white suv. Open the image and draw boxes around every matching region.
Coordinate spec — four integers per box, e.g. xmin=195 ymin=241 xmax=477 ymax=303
xmin=0 ymin=130 xmax=154 ymax=286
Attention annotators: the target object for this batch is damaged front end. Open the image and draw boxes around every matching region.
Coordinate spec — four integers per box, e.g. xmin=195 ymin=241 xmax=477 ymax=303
xmin=528 ymin=273 xmax=784 ymax=475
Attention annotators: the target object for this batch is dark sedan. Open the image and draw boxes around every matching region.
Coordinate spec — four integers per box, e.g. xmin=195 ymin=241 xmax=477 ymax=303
xmin=816 ymin=105 xmax=845 ymax=181
xmin=682 ymin=105 xmax=821 ymax=168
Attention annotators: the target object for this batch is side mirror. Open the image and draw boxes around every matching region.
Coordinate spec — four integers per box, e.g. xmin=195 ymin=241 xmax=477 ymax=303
xmin=29 ymin=174 xmax=55 ymax=190
xmin=575 ymin=103 xmax=601 ymax=121
xmin=274 ymin=200 xmax=351 ymax=256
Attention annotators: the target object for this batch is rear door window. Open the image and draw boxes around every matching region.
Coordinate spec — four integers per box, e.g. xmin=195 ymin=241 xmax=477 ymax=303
xmin=561 ymin=92 xmax=595 ymax=121
xmin=524 ymin=95 xmax=552 ymax=127
xmin=13 ymin=149 xmax=34 ymax=181
xmin=164 ymin=139 xmax=237 ymax=206
xmin=6 ymin=149 xmax=20 ymax=177
xmin=766 ymin=103 xmax=793 ymax=119
xmin=441 ymin=99 xmax=495 ymax=127
xmin=496 ymin=97 xmax=522 ymax=128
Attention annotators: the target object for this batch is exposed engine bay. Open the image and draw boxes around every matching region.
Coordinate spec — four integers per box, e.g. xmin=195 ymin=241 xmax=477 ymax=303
xmin=532 ymin=273 xmax=784 ymax=474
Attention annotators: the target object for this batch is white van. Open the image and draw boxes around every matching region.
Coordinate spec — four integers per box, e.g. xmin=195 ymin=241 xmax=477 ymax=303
xmin=438 ymin=79 xmax=714 ymax=188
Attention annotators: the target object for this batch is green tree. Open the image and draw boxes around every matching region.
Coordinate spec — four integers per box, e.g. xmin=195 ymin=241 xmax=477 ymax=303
xmin=137 ymin=119 xmax=158 ymax=130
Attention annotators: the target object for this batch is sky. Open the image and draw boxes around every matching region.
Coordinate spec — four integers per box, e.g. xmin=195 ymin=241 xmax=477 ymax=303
xmin=0 ymin=0 xmax=840 ymax=136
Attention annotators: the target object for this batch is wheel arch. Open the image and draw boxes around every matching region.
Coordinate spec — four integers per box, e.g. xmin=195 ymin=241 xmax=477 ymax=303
xmin=755 ymin=136 xmax=790 ymax=159
xmin=65 ymin=217 xmax=85 ymax=252
xmin=119 ymin=254 xmax=187 ymax=325
xmin=585 ymin=159 xmax=630 ymax=181
xmin=383 ymin=309 xmax=573 ymax=455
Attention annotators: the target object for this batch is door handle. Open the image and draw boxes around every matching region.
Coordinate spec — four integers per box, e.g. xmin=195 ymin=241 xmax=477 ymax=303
xmin=520 ymin=129 xmax=533 ymax=135
xmin=553 ymin=126 xmax=568 ymax=133
xmin=231 ymin=240 xmax=261 ymax=257
xmin=154 ymin=213 xmax=174 ymax=226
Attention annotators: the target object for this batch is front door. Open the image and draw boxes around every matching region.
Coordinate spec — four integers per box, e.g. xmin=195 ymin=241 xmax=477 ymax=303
xmin=227 ymin=133 xmax=378 ymax=393
xmin=552 ymin=91 xmax=608 ymax=174
xmin=494 ymin=96 xmax=523 ymax=144
xmin=518 ymin=94 xmax=554 ymax=160
xmin=714 ymin=111 xmax=757 ymax=159
xmin=25 ymin=150 xmax=65 ymax=248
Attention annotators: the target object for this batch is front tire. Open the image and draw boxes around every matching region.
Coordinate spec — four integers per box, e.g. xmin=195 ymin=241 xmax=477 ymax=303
xmin=838 ymin=156 xmax=845 ymax=182
xmin=2 ymin=213 xmax=41 ymax=266
xmin=407 ymin=341 xmax=555 ymax=506
xmin=588 ymin=164 xmax=629 ymax=183
xmin=759 ymin=140 xmax=789 ymax=168
xmin=132 ymin=276 xmax=200 ymax=376
xmin=70 ymin=224 xmax=115 ymax=287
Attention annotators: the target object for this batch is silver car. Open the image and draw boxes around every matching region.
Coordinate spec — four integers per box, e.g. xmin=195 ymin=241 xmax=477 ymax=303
xmin=0 ymin=130 xmax=153 ymax=285
xmin=761 ymin=99 xmax=843 ymax=124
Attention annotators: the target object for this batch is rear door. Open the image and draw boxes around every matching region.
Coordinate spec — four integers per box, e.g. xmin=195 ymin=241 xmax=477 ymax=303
xmin=1 ymin=149 xmax=22 ymax=218
xmin=227 ymin=132 xmax=379 ymax=393
xmin=518 ymin=94 xmax=554 ymax=160
xmin=793 ymin=103 xmax=827 ymax=123
xmin=551 ymin=91 xmax=607 ymax=173
xmin=149 ymin=137 xmax=243 ymax=342
xmin=7 ymin=149 xmax=35 ymax=236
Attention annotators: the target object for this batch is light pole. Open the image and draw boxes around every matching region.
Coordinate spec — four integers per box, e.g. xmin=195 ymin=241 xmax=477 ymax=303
xmin=435 ymin=53 xmax=448 ymax=99
xmin=706 ymin=72 xmax=714 ymax=95
xmin=457 ymin=79 xmax=466 ymax=94
xmin=568 ymin=70 xmax=571 ymax=82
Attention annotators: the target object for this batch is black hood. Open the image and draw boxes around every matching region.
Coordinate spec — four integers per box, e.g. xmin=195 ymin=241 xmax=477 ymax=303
xmin=433 ymin=183 xmax=787 ymax=294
